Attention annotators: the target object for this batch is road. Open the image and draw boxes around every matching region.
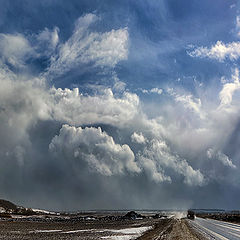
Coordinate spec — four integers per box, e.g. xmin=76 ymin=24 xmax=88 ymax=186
xmin=189 ymin=217 xmax=240 ymax=240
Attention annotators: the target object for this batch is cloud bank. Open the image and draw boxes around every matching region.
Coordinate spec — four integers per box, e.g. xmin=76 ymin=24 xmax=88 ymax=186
xmin=0 ymin=2 xmax=240 ymax=211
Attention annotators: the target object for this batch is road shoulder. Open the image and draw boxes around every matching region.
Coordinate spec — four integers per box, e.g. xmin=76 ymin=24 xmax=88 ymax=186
xmin=137 ymin=219 xmax=207 ymax=240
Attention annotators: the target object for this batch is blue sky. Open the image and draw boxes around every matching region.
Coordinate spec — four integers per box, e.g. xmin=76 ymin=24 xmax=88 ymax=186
xmin=0 ymin=0 xmax=240 ymax=211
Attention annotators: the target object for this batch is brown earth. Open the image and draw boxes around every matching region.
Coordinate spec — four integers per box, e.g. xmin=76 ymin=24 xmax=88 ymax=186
xmin=0 ymin=218 xmax=156 ymax=240
xmin=0 ymin=218 xmax=206 ymax=240
xmin=137 ymin=219 xmax=206 ymax=240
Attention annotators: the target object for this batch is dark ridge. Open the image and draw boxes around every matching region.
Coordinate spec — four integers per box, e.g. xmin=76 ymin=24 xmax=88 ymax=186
xmin=0 ymin=199 xmax=17 ymax=211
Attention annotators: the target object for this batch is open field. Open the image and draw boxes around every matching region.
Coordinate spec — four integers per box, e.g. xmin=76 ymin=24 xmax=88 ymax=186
xmin=1 ymin=204 xmax=240 ymax=240
xmin=0 ymin=211 xmax=205 ymax=240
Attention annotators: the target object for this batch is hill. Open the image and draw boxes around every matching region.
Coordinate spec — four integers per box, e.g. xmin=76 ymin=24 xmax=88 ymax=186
xmin=0 ymin=199 xmax=17 ymax=213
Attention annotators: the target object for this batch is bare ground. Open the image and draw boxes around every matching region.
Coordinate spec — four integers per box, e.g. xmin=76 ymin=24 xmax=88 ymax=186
xmin=137 ymin=219 xmax=206 ymax=240
xmin=0 ymin=218 xmax=206 ymax=240
xmin=0 ymin=218 xmax=156 ymax=240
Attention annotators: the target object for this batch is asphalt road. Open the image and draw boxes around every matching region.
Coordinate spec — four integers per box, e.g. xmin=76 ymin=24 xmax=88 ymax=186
xmin=190 ymin=217 xmax=240 ymax=240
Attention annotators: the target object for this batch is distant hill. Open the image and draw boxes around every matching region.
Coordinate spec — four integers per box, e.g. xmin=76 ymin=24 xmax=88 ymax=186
xmin=0 ymin=199 xmax=55 ymax=216
xmin=0 ymin=199 xmax=17 ymax=212
xmin=0 ymin=199 xmax=35 ymax=215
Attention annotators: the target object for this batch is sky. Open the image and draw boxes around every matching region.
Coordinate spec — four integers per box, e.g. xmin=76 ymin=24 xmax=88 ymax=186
xmin=0 ymin=0 xmax=240 ymax=211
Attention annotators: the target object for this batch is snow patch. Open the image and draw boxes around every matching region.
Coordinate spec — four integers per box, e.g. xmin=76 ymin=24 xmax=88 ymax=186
xmin=101 ymin=236 xmax=134 ymax=240
xmin=29 ymin=230 xmax=62 ymax=233
xmin=0 ymin=207 xmax=6 ymax=213
xmin=100 ymin=226 xmax=152 ymax=240
xmin=107 ymin=226 xmax=151 ymax=234
xmin=32 ymin=208 xmax=56 ymax=215
xmin=62 ymin=229 xmax=93 ymax=234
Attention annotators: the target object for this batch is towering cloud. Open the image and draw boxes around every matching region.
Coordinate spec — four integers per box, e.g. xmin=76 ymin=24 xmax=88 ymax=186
xmin=49 ymin=125 xmax=140 ymax=176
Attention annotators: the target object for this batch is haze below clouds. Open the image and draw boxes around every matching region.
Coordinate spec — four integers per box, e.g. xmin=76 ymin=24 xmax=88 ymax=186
xmin=0 ymin=0 xmax=240 ymax=211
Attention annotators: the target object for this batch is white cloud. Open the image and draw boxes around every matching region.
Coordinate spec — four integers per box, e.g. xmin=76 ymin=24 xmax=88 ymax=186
xmin=0 ymin=69 xmax=51 ymax=169
xmin=169 ymin=90 xmax=205 ymax=119
xmin=141 ymin=87 xmax=163 ymax=95
xmin=150 ymin=88 xmax=163 ymax=95
xmin=138 ymin=156 xmax=171 ymax=183
xmin=188 ymin=41 xmax=240 ymax=61
xmin=0 ymin=74 xmax=50 ymax=133
xmin=131 ymin=132 xmax=146 ymax=144
xmin=236 ymin=16 xmax=240 ymax=37
xmin=0 ymin=74 xmax=205 ymax=186
xmin=0 ymin=62 xmax=235 ymax=186
xmin=219 ymin=68 xmax=240 ymax=107
xmin=175 ymin=94 xmax=203 ymax=117
xmin=112 ymin=74 xmax=126 ymax=92
xmin=46 ymin=13 xmax=128 ymax=78
xmin=207 ymin=148 xmax=236 ymax=169
xmin=138 ymin=139 xmax=205 ymax=186
xmin=164 ymin=81 xmax=240 ymax=162
xmin=49 ymin=124 xmax=141 ymax=176
xmin=0 ymin=33 xmax=34 ymax=68
xmin=36 ymin=27 xmax=59 ymax=51
xmin=49 ymin=87 xmax=139 ymax=127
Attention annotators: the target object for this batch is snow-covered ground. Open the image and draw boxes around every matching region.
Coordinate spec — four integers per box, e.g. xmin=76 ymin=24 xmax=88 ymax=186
xmin=32 ymin=208 xmax=57 ymax=215
xmin=29 ymin=230 xmax=62 ymax=233
xmin=100 ymin=226 xmax=152 ymax=240
xmin=27 ymin=226 xmax=152 ymax=239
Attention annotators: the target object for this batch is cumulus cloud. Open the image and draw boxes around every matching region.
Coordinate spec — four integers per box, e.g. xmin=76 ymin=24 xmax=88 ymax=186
xmin=138 ymin=139 xmax=205 ymax=186
xmin=188 ymin=41 xmax=240 ymax=61
xmin=207 ymin=148 xmax=236 ymax=169
xmin=219 ymin=68 xmax=240 ymax=107
xmin=131 ymin=132 xmax=146 ymax=144
xmin=139 ymin=156 xmax=171 ymax=183
xmin=0 ymin=72 xmax=204 ymax=187
xmin=49 ymin=87 xmax=139 ymax=127
xmin=49 ymin=124 xmax=141 ymax=176
xmin=0 ymin=68 xmax=206 ymax=187
xmin=46 ymin=13 xmax=128 ymax=78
